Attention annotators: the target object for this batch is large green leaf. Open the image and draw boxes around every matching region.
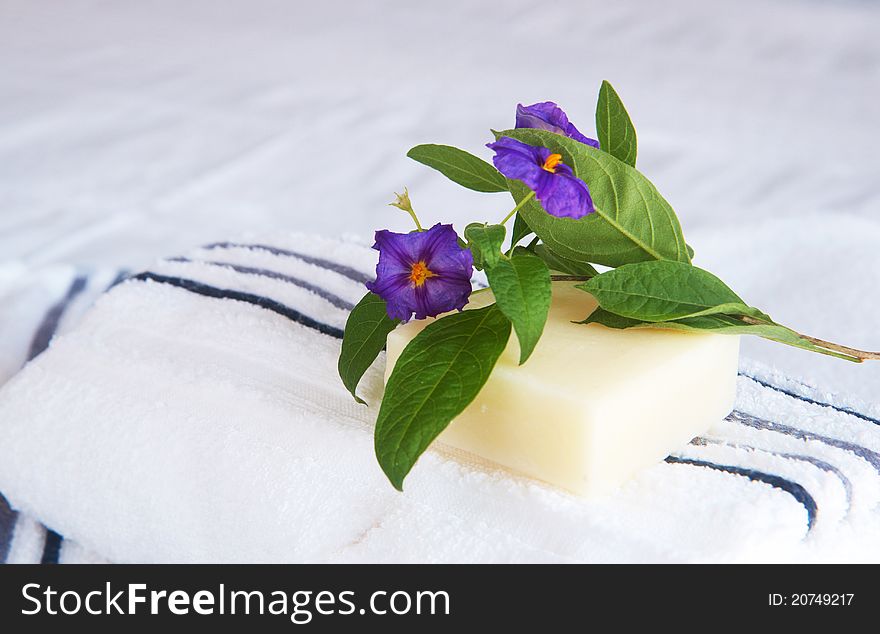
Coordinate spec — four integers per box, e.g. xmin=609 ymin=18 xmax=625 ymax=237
xmin=338 ymin=293 xmax=401 ymax=404
xmin=375 ymin=305 xmax=512 ymax=489
xmin=465 ymin=222 xmax=506 ymax=270
xmin=579 ymin=260 xmax=771 ymax=322
xmin=486 ymin=251 xmax=551 ymax=364
xmin=497 ymin=128 xmax=689 ymax=268
xmin=596 ymin=80 xmax=637 ymax=167
xmin=407 ymin=144 xmax=508 ymax=193
xmin=582 ymin=308 xmax=863 ymax=363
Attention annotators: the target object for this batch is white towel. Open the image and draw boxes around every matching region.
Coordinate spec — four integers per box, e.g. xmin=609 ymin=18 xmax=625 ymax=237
xmin=1 ymin=234 xmax=879 ymax=563
xmin=0 ymin=263 xmax=120 ymax=564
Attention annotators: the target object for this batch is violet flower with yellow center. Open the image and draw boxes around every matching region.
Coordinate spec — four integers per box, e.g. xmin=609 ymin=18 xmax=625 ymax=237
xmin=515 ymin=101 xmax=599 ymax=148
xmin=487 ymin=137 xmax=594 ymax=219
xmin=367 ymin=223 xmax=473 ymax=322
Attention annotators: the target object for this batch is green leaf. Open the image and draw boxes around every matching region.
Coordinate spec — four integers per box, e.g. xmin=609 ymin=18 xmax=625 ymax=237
xmin=510 ymin=213 xmax=533 ymax=248
xmin=465 ymin=223 xmax=506 ymax=270
xmin=579 ymin=260 xmax=771 ymax=322
xmin=579 ymin=307 xmax=644 ymax=329
xmin=533 ymin=244 xmax=599 ymax=278
xmin=497 ymin=128 xmax=689 ymax=268
xmin=596 ymin=80 xmax=637 ymax=167
xmin=582 ymin=308 xmax=863 ymax=363
xmin=687 ymin=244 xmax=695 ymax=260
xmin=486 ymin=251 xmax=551 ymax=364
xmin=338 ymin=293 xmax=401 ymax=404
xmin=407 ymin=144 xmax=508 ymax=193
xmin=375 ymin=305 xmax=512 ymax=489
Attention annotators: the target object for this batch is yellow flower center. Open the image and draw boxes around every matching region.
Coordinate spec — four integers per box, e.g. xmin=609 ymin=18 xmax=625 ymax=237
xmin=542 ymin=153 xmax=563 ymax=173
xmin=409 ymin=261 xmax=435 ymax=287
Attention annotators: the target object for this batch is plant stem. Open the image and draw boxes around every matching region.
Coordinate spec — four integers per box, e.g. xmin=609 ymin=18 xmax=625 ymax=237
xmin=797 ymin=334 xmax=880 ymax=362
xmin=738 ymin=315 xmax=880 ymax=362
xmin=406 ymin=209 xmax=423 ymax=231
xmin=499 ymin=191 xmax=535 ymax=226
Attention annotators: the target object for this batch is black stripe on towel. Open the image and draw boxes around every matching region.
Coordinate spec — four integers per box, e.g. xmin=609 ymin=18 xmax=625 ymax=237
xmin=132 ymin=272 xmax=345 ymax=339
xmin=40 ymin=530 xmax=63 ymax=565
xmin=167 ymin=257 xmax=355 ymax=310
xmin=27 ymin=274 xmax=88 ymax=359
xmin=728 ymin=410 xmax=880 ymax=474
xmin=739 ymin=372 xmax=880 ymax=427
xmin=107 ymin=269 xmax=130 ymax=290
xmin=26 ymin=275 xmax=91 ymax=564
xmin=692 ymin=436 xmax=853 ymax=508
xmin=204 ymin=242 xmax=373 ymax=284
xmin=0 ymin=493 xmax=16 ymax=563
xmin=665 ymin=456 xmax=818 ymax=530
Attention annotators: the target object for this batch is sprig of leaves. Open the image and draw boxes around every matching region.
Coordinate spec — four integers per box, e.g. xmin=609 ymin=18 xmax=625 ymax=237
xmin=339 ymin=80 xmax=879 ymax=492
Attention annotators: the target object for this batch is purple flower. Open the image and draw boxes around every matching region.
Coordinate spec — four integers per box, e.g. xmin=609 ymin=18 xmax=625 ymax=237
xmin=515 ymin=101 xmax=599 ymax=148
xmin=487 ymin=137 xmax=594 ymax=219
xmin=367 ymin=223 xmax=474 ymax=321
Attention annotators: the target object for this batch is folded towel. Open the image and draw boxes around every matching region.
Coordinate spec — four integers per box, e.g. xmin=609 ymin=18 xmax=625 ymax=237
xmin=0 ymin=235 xmax=879 ymax=563
xmin=0 ymin=263 xmax=120 ymax=563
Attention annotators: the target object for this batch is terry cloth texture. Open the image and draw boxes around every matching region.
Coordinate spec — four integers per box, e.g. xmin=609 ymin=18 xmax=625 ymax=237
xmin=0 ymin=235 xmax=879 ymax=563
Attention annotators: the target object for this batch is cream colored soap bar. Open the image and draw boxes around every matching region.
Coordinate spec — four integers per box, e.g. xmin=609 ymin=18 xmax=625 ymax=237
xmin=384 ymin=282 xmax=740 ymax=497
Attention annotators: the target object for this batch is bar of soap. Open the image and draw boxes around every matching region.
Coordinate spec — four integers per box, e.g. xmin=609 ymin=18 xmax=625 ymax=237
xmin=384 ymin=282 xmax=740 ymax=497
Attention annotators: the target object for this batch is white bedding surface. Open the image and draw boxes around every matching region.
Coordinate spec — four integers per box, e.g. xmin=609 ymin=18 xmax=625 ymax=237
xmin=1 ymin=1 xmax=879 ymax=399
